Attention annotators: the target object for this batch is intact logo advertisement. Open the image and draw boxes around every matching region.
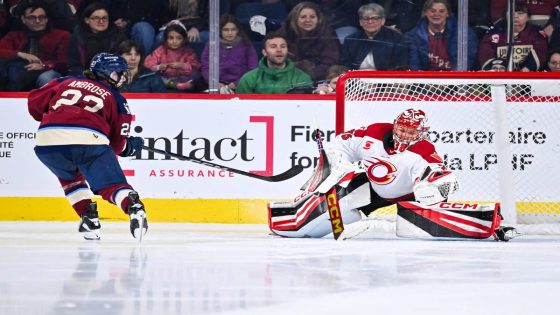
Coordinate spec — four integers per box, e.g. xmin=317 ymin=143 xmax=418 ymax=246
xmin=116 ymin=99 xmax=334 ymax=198
xmin=129 ymin=115 xmax=275 ymax=178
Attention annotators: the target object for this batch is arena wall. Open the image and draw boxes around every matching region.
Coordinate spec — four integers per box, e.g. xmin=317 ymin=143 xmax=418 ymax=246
xmin=0 ymin=94 xmax=336 ymax=223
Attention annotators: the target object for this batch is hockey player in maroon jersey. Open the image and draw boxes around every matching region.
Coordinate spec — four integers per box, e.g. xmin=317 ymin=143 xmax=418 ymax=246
xmin=268 ymin=108 xmax=516 ymax=241
xmin=28 ymin=53 xmax=148 ymax=241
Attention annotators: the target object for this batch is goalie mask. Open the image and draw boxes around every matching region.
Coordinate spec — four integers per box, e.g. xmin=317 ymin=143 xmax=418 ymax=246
xmin=88 ymin=53 xmax=130 ymax=89
xmin=393 ymin=108 xmax=429 ymax=153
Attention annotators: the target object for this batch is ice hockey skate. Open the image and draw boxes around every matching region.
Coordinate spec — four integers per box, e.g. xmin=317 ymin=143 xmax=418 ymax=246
xmin=78 ymin=202 xmax=100 ymax=240
xmin=494 ymin=226 xmax=520 ymax=242
xmin=128 ymin=191 xmax=148 ymax=241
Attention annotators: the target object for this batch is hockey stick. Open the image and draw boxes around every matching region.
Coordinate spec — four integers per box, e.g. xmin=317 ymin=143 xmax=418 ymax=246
xmin=141 ymin=145 xmax=304 ymax=182
xmin=311 ymin=129 xmax=346 ymax=240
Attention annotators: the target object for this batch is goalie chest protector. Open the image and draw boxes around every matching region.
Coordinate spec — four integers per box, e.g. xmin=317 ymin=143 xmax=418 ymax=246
xmin=340 ymin=123 xmax=443 ymax=200
xmin=396 ymin=201 xmax=502 ymax=239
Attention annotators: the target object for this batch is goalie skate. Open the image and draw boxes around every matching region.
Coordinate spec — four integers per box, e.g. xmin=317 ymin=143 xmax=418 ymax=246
xmin=78 ymin=202 xmax=100 ymax=240
xmin=493 ymin=226 xmax=520 ymax=242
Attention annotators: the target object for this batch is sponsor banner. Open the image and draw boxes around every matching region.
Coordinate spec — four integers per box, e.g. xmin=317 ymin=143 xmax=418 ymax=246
xmin=0 ymin=97 xmax=335 ymax=199
xmin=345 ymin=101 xmax=560 ymax=201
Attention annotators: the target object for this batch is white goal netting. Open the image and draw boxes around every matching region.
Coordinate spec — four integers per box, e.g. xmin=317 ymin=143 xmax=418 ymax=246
xmin=337 ymin=71 xmax=560 ymax=231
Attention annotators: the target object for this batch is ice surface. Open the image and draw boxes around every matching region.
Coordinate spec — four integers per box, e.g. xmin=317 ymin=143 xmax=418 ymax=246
xmin=1 ymin=221 xmax=559 ymax=315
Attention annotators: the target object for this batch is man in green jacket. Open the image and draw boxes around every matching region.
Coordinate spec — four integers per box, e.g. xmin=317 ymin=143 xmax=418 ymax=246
xmin=236 ymin=33 xmax=313 ymax=94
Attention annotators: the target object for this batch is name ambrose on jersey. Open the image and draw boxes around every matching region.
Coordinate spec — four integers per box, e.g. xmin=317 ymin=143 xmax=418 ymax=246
xmin=149 ymin=168 xmax=235 ymax=178
xmin=68 ymin=80 xmax=110 ymax=100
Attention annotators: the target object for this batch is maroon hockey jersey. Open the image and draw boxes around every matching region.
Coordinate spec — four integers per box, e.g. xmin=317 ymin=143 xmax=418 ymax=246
xmin=28 ymin=76 xmax=132 ymax=154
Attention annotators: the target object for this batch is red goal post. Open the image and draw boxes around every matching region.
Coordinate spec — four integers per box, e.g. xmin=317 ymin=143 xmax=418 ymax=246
xmin=335 ymin=71 xmax=560 ymax=230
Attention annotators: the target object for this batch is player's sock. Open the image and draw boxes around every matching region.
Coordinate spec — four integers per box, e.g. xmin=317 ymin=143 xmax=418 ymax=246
xmin=127 ymin=191 xmax=148 ymax=240
xmin=78 ymin=202 xmax=101 ymax=240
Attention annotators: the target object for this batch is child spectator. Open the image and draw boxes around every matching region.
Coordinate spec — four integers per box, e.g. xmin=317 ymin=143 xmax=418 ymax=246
xmin=144 ymin=22 xmax=202 ymax=92
xmin=66 ymin=2 xmax=128 ymax=76
xmin=117 ymin=40 xmax=166 ymax=93
xmin=0 ymin=0 xmax=70 ymax=91
xmin=313 ymin=64 xmax=347 ymax=94
xmin=154 ymin=0 xmax=209 ymax=57
xmin=200 ymin=14 xmax=258 ymax=94
xmin=277 ymin=1 xmax=341 ymax=81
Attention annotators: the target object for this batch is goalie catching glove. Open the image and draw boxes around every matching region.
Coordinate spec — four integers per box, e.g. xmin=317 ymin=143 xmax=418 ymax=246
xmin=413 ymin=167 xmax=459 ymax=205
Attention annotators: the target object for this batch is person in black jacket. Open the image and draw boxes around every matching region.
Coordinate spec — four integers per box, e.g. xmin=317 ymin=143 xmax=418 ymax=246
xmin=341 ymin=3 xmax=409 ymax=71
xmin=66 ymin=2 xmax=128 ymax=76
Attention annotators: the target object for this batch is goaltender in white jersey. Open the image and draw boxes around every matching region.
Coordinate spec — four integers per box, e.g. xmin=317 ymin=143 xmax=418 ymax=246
xmin=268 ymin=108 xmax=516 ymax=241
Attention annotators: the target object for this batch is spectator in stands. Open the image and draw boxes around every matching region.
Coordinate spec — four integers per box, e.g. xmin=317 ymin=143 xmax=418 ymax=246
xmin=479 ymin=3 xmax=548 ymax=71
xmin=9 ymin=0 xmax=79 ymax=32
xmin=66 ymin=2 xmax=127 ymax=76
xmin=0 ymin=0 xmax=70 ymax=91
xmin=236 ymin=32 xmax=313 ymax=94
xmin=144 ymin=22 xmax=202 ymax=92
xmin=117 ymin=40 xmax=166 ymax=93
xmin=84 ymin=0 xmax=171 ymax=55
xmin=155 ymin=0 xmax=209 ymax=57
xmin=491 ymin=0 xmax=559 ymax=27
xmin=342 ymin=3 xmax=409 ymax=71
xmin=405 ymin=0 xmax=479 ymax=71
xmin=200 ymin=14 xmax=258 ymax=94
xmin=482 ymin=57 xmax=507 ymax=71
xmin=545 ymin=49 xmax=560 ymax=71
xmin=313 ymin=64 xmax=347 ymax=94
xmin=277 ymin=1 xmax=341 ymax=82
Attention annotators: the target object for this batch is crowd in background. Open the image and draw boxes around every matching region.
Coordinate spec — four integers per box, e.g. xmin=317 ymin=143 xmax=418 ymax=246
xmin=1 ymin=0 xmax=560 ymax=94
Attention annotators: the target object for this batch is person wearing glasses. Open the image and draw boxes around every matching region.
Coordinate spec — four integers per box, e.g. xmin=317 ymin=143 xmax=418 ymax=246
xmin=66 ymin=2 xmax=127 ymax=76
xmin=276 ymin=1 xmax=341 ymax=82
xmin=0 ymin=0 xmax=70 ymax=91
xmin=404 ymin=0 xmax=479 ymax=71
xmin=341 ymin=3 xmax=409 ymax=71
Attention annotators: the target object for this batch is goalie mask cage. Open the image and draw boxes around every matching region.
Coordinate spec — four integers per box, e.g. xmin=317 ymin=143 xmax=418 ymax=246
xmin=336 ymin=71 xmax=560 ymax=233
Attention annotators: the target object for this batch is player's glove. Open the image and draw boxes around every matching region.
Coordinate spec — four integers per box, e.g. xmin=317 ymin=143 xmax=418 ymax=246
xmin=413 ymin=168 xmax=459 ymax=205
xmin=120 ymin=136 xmax=144 ymax=157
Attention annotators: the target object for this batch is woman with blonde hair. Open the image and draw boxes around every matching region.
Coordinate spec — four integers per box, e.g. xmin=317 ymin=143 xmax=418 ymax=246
xmin=277 ymin=1 xmax=341 ymax=81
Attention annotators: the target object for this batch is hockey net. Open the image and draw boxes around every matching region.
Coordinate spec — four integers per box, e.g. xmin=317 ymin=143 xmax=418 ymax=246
xmin=336 ymin=71 xmax=560 ymax=234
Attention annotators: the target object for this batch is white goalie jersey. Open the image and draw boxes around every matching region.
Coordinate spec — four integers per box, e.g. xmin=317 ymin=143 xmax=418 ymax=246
xmin=333 ymin=122 xmax=448 ymax=201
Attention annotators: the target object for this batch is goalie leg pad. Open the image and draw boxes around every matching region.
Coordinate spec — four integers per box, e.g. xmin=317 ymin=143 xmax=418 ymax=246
xmin=396 ymin=201 xmax=502 ymax=240
xmin=268 ymin=182 xmax=371 ymax=238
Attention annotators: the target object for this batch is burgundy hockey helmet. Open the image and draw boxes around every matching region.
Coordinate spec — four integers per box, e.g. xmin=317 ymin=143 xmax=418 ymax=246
xmin=393 ymin=108 xmax=430 ymax=153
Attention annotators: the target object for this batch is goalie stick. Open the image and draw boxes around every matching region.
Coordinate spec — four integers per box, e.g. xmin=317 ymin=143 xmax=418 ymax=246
xmin=142 ymin=146 xmax=304 ymax=182
xmin=311 ymin=129 xmax=346 ymax=240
